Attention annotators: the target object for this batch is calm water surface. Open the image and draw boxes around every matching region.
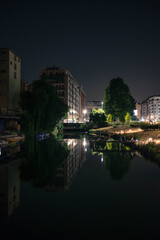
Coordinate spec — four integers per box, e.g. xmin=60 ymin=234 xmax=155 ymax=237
xmin=0 ymin=136 xmax=160 ymax=239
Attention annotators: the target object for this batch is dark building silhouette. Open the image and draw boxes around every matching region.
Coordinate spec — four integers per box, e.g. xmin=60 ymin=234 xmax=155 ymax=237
xmin=39 ymin=67 xmax=86 ymax=122
xmin=0 ymin=48 xmax=21 ymax=115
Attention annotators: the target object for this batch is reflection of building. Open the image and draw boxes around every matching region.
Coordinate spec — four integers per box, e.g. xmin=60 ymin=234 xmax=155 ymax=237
xmin=0 ymin=158 xmax=21 ymax=220
xmin=45 ymin=139 xmax=85 ymax=191
xmin=0 ymin=48 xmax=21 ymax=115
xmin=40 ymin=67 xmax=86 ymax=122
xmin=141 ymin=95 xmax=160 ymax=122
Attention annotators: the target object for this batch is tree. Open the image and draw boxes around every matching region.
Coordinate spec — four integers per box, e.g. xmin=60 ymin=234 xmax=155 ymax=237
xmin=107 ymin=114 xmax=112 ymax=123
xmin=19 ymin=80 xmax=68 ymax=136
xmin=125 ymin=112 xmax=131 ymax=123
xmin=89 ymin=108 xmax=106 ymax=126
xmin=103 ymin=78 xmax=135 ymax=122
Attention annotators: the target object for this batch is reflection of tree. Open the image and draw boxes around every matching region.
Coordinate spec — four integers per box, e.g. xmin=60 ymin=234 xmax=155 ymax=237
xmin=103 ymin=152 xmax=133 ymax=180
xmin=20 ymin=136 xmax=69 ymax=188
xmin=106 ymin=142 xmax=112 ymax=150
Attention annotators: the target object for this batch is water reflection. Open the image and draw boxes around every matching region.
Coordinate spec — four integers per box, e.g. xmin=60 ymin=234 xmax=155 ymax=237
xmin=0 ymin=144 xmax=21 ymax=221
xmin=45 ymin=138 xmax=86 ymax=191
xmin=0 ymin=137 xmax=86 ymax=221
xmin=89 ymin=140 xmax=134 ymax=180
xmin=20 ymin=136 xmax=86 ymax=191
xmin=103 ymin=151 xmax=133 ymax=179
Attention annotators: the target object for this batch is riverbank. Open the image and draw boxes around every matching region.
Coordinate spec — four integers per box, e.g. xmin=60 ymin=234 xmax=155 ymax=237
xmin=89 ymin=124 xmax=160 ymax=142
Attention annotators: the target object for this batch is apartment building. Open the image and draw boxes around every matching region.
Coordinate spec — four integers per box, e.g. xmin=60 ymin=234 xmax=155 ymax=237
xmin=141 ymin=95 xmax=160 ymax=122
xmin=78 ymin=86 xmax=86 ymax=122
xmin=133 ymin=102 xmax=141 ymax=120
xmin=40 ymin=67 xmax=85 ymax=122
xmin=0 ymin=48 xmax=21 ymax=115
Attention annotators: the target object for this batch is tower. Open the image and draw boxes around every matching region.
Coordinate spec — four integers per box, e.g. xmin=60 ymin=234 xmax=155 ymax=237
xmin=0 ymin=48 xmax=21 ymax=115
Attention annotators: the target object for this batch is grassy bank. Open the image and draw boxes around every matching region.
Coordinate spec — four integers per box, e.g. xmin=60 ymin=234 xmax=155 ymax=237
xmin=133 ymin=142 xmax=160 ymax=166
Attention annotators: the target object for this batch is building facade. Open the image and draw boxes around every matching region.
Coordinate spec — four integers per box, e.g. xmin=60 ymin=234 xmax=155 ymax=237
xmin=78 ymin=86 xmax=86 ymax=122
xmin=40 ymin=67 xmax=85 ymax=122
xmin=141 ymin=95 xmax=160 ymax=122
xmin=0 ymin=48 xmax=21 ymax=115
xmin=134 ymin=102 xmax=141 ymax=120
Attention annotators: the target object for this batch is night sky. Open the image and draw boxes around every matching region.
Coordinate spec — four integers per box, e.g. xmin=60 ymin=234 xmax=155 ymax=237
xmin=1 ymin=0 xmax=160 ymax=102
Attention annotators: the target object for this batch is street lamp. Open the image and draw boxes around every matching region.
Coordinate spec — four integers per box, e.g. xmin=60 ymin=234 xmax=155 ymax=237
xmin=101 ymin=101 xmax=103 ymax=109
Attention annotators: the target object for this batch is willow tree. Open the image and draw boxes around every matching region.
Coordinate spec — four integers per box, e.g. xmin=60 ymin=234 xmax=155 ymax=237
xmin=103 ymin=78 xmax=135 ymax=122
xmin=19 ymin=80 xmax=68 ymax=136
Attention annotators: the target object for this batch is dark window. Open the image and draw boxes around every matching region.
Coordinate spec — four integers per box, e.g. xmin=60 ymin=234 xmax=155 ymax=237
xmin=14 ymin=72 xmax=16 ymax=79
xmin=0 ymin=69 xmax=6 ymax=73
xmin=13 ymin=195 xmax=16 ymax=202
xmin=14 ymin=63 xmax=17 ymax=70
xmin=13 ymin=186 xmax=16 ymax=193
xmin=10 ymin=61 xmax=12 ymax=65
xmin=14 ymin=55 xmax=17 ymax=61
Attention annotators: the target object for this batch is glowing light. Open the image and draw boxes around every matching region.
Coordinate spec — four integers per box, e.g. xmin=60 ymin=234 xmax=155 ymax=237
xmin=134 ymin=110 xmax=137 ymax=116
xmin=101 ymin=155 xmax=104 ymax=162
xmin=83 ymin=109 xmax=87 ymax=114
xmin=83 ymin=138 xmax=87 ymax=147
xmin=67 ymin=139 xmax=73 ymax=146
xmin=73 ymin=141 xmax=77 ymax=147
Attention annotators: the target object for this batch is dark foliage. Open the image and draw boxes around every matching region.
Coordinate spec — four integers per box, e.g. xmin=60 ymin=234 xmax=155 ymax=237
xmin=89 ymin=108 xmax=107 ymax=127
xmin=19 ymin=80 xmax=68 ymax=136
xmin=103 ymin=78 xmax=135 ymax=122
xmin=103 ymin=151 xmax=133 ymax=180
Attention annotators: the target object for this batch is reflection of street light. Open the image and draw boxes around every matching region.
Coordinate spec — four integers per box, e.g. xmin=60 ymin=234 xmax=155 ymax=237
xmin=83 ymin=138 xmax=87 ymax=147
xmin=83 ymin=109 xmax=87 ymax=122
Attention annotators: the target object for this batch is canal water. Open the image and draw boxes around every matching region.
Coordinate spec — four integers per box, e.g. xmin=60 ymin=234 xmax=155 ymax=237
xmin=0 ymin=136 xmax=160 ymax=239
